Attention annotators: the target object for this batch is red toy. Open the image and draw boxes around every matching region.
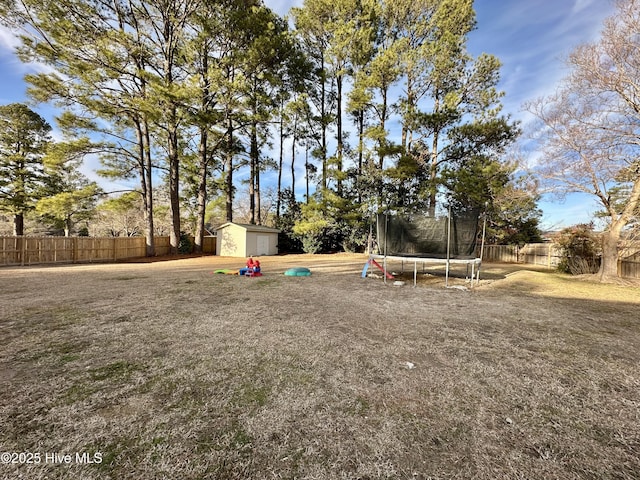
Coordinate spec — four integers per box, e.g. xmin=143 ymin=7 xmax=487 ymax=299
xmin=240 ymin=257 xmax=262 ymax=277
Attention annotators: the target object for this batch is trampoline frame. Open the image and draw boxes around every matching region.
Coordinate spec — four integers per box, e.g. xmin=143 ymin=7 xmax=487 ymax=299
xmin=370 ymin=205 xmax=487 ymax=288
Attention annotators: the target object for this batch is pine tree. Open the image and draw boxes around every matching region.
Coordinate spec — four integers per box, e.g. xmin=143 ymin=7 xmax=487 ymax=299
xmin=0 ymin=103 xmax=52 ymax=236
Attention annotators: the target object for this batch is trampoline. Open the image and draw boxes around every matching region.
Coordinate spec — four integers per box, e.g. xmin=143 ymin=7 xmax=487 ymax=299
xmin=369 ymin=207 xmax=486 ymax=288
xmin=367 ymin=254 xmax=482 ymax=287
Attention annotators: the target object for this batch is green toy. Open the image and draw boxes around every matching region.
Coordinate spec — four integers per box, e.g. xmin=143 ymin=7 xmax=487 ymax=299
xmin=284 ymin=267 xmax=311 ymax=276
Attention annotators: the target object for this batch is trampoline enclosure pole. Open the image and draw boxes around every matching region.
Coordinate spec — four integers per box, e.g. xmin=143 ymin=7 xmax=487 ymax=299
xmin=383 ymin=213 xmax=388 ymax=285
xmin=478 ymin=209 xmax=488 ymax=284
xmin=446 ymin=205 xmax=451 ymax=287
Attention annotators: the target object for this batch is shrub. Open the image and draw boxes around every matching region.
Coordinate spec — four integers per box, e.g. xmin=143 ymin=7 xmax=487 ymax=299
xmin=178 ymin=232 xmax=193 ymax=254
xmin=301 ymin=233 xmax=323 ymax=254
xmin=277 ymin=231 xmax=303 ymax=254
xmin=554 ymin=223 xmax=601 ymax=275
xmin=275 ymin=189 xmax=304 ymax=253
xmin=342 ymin=226 xmax=367 ymax=253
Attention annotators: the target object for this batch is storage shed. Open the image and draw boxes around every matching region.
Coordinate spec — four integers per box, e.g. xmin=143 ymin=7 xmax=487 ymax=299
xmin=215 ymin=222 xmax=280 ymax=257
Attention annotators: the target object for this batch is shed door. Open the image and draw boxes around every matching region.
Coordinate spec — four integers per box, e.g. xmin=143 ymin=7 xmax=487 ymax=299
xmin=256 ymin=235 xmax=270 ymax=255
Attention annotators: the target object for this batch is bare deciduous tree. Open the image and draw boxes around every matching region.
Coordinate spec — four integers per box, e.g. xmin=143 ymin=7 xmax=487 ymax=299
xmin=527 ymin=0 xmax=640 ymax=280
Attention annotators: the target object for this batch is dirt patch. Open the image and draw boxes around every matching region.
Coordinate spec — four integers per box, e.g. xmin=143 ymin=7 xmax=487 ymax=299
xmin=118 ymin=253 xmax=213 ymax=263
xmin=1 ymin=254 xmax=639 ymax=479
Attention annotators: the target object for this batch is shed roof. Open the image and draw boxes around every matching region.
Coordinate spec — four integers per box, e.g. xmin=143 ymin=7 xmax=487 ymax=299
xmin=215 ymin=222 xmax=280 ymax=234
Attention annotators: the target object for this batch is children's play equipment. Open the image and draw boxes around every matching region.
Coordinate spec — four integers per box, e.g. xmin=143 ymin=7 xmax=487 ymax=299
xmin=366 ymin=206 xmax=486 ymax=288
xmin=239 ymin=257 xmax=262 ymax=277
xmin=361 ymin=259 xmax=394 ymax=279
xmin=284 ymin=267 xmax=311 ymax=276
xmin=213 ymin=269 xmax=238 ymax=275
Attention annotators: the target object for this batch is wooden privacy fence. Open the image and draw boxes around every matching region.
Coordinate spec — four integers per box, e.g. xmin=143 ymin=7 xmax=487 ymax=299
xmin=481 ymin=243 xmax=640 ymax=279
xmin=620 ymin=251 xmax=640 ymax=279
xmin=481 ymin=244 xmax=562 ymax=268
xmin=0 ymin=236 xmax=216 ymax=267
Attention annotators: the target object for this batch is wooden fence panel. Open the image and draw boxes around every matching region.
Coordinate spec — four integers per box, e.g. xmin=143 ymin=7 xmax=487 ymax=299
xmin=620 ymin=252 xmax=640 ymax=279
xmin=482 ymin=243 xmax=640 ymax=279
xmin=19 ymin=237 xmax=74 ymax=265
xmin=202 ymin=236 xmax=216 ymax=254
xmin=0 ymin=235 xmax=179 ymax=266
xmin=481 ymin=243 xmax=561 ymax=267
xmin=153 ymin=237 xmax=172 ymax=256
xmin=114 ymin=237 xmax=146 ymax=260
xmin=519 ymin=243 xmax=562 ymax=268
xmin=1 ymin=237 xmax=19 ymax=265
xmin=481 ymin=245 xmax=518 ymax=263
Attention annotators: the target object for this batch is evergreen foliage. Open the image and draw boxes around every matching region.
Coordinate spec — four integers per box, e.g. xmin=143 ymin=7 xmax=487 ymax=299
xmin=0 ymin=103 xmax=52 ymax=235
xmin=0 ymin=0 xmax=540 ymax=248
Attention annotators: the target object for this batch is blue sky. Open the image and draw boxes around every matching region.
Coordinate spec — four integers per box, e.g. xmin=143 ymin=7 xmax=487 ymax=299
xmin=0 ymin=0 xmax=617 ymax=229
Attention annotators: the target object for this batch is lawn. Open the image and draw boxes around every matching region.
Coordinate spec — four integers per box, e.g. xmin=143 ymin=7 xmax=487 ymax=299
xmin=1 ymin=253 xmax=639 ymax=479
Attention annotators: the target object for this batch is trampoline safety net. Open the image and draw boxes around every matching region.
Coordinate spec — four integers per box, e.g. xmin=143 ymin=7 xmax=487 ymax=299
xmin=377 ymin=211 xmax=480 ymax=258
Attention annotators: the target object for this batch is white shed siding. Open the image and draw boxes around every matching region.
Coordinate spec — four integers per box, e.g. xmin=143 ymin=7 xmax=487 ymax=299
xmin=256 ymin=234 xmax=270 ymax=256
xmin=217 ymin=223 xmax=245 ymax=256
xmin=215 ymin=223 xmax=279 ymax=257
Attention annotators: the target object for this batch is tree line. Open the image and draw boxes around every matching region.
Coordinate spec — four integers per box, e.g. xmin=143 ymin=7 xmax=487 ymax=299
xmin=1 ymin=0 xmax=542 ymax=254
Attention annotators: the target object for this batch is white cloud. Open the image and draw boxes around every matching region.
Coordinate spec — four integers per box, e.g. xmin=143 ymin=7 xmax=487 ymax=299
xmin=0 ymin=25 xmax=20 ymax=51
xmin=571 ymin=0 xmax=602 ymax=15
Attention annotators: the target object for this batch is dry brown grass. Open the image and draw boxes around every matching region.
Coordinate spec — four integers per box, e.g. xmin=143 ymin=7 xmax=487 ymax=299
xmin=1 ymin=253 xmax=639 ymax=479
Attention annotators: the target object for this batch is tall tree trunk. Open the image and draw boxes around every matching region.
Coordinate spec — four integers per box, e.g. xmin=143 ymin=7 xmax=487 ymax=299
xmin=136 ymin=118 xmax=155 ymax=256
xmin=167 ymin=120 xmax=181 ymax=255
xmin=225 ymin=117 xmax=234 ymax=223
xmin=427 ymin=95 xmax=441 ymax=217
xmin=276 ymin=101 xmax=284 ymax=219
xmin=402 ymin=72 xmax=415 ymax=152
xmin=357 ymin=108 xmax=364 ymax=205
xmin=305 ymin=145 xmax=310 ymax=203
xmin=142 ymin=120 xmax=155 ymax=256
xmin=125 ymin=11 xmax=154 ymax=257
xmin=194 ymin=126 xmax=208 ymax=253
xmin=249 ymin=120 xmax=258 ymax=224
xmin=378 ymin=88 xmax=388 ymax=170
xmin=254 ymin=119 xmax=263 ymax=226
xmin=376 ymin=87 xmax=389 ymax=206
xmin=14 ymin=168 xmax=25 ymax=236
xmin=599 ymin=231 xmax=620 ymax=280
xmin=194 ymin=45 xmax=212 ymax=253
xmin=599 ymin=178 xmax=640 ymax=279
xmin=427 ymin=129 xmax=439 ymax=217
xmin=320 ymin=51 xmax=328 ymax=194
xmin=291 ymin=129 xmax=297 ymax=198
xmin=336 ymin=73 xmax=343 ymax=195
xmin=160 ymin=7 xmax=183 ymax=255
xmin=256 ymin=155 xmax=262 ymax=225
xmin=13 ymin=213 xmax=24 ymax=236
